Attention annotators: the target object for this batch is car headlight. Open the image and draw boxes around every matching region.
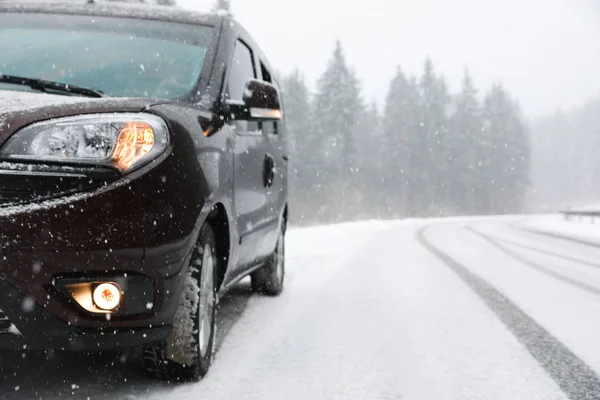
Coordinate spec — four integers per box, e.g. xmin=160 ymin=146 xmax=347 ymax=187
xmin=0 ymin=113 xmax=169 ymax=172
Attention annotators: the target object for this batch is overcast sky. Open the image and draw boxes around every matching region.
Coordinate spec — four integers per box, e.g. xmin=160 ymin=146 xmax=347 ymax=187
xmin=178 ymin=0 xmax=600 ymax=118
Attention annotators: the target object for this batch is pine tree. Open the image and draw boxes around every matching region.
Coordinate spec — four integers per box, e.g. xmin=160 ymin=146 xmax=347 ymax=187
xmin=312 ymin=40 xmax=363 ymax=178
xmin=353 ymin=99 xmax=380 ymax=172
xmin=448 ymin=70 xmax=484 ymax=214
xmin=381 ymin=67 xmax=421 ymax=216
xmin=351 ymin=99 xmax=384 ymax=217
xmin=504 ymin=100 xmax=530 ymax=212
xmin=282 ymin=70 xmax=310 ymax=163
xmin=364 ymin=100 xmax=380 ymax=135
xmin=418 ymin=58 xmax=450 ymax=215
xmin=310 ymin=40 xmax=364 ymax=220
xmin=281 ymin=70 xmax=312 ymax=210
xmin=482 ymin=85 xmax=530 ymax=213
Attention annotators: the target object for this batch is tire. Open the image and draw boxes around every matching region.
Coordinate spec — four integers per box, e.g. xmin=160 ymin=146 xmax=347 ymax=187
xmin=143 ymin=224 xmax=218 ymax=382
xmin=251 ymin=225 xmax=285 ymax=296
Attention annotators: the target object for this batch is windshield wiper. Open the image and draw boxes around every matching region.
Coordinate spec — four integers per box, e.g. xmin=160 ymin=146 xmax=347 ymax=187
xmin=0 ymin=74 xmax=104 ymax=98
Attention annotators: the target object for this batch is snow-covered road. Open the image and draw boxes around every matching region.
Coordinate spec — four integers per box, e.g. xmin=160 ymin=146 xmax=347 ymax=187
xmin=3 ymin=217 xmax=600 ymax=400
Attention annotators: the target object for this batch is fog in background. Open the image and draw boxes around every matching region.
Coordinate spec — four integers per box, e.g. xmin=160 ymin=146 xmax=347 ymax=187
xmin=530 ymin=95 xmax=600 ymax=211
xmin=179 ymin=0 xmax=600 ymax=217
xmin=180 ymin=0 xmax=600 ymax=118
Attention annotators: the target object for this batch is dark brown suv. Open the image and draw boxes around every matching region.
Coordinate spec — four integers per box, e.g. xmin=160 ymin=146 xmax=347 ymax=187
xmin=0 ymin=1 xmax=288 ymax=381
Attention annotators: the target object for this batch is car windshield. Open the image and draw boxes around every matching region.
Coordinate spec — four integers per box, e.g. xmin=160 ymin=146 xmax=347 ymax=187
xmin=0 ymin=13 xmax=213 ymax=99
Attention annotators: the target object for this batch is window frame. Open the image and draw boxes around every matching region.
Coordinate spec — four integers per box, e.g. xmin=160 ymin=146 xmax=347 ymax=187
xmin=259 ymin=60 xmax=279 ymax=136
xmin=225 ymin=38 xmax=261 ymax=135
xmin=226 ymin=39 xmax=256 ymax=102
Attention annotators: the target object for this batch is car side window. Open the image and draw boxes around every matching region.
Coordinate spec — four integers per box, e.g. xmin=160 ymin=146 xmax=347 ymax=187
xmin=260 ymin=62 xmax=272 ymax=84
xmin=260 ymin=61 xmax=279 ymax=136
xmin=228 ymin=40 xmax=258 ymax=132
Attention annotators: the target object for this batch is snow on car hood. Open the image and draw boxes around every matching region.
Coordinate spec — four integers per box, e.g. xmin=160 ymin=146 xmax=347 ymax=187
xmin=0 ymin=89 xmax=98 ymax=133
xmin=0 ymin=89 xmax=91 ymax=120
xmin=0 ymin=89 xmax=157 ymax=141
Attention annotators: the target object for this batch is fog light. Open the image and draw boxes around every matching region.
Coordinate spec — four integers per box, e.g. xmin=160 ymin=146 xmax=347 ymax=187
xmin=93 ymin=283 xmax=121 ymax=311
xmin=57 ymin=275 xmax=154 ymax=315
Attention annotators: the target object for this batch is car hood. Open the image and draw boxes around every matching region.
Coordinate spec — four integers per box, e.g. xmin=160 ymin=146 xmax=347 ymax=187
xmin=0 ymin=89 xmax=161 ymax=145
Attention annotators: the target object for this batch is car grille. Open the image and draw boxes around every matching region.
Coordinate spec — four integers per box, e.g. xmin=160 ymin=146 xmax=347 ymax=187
xmin=0 ymin=309 xmax=13 ymax=335
xmin=0 ymin=171 xmax=89 ymax=206
xmin=0 ymin=163 xmax=121 ymax=206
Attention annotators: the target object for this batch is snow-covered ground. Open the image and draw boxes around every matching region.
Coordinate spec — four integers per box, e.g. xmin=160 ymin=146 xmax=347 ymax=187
xmin=3 ymin=216 xmax=600 ymax=399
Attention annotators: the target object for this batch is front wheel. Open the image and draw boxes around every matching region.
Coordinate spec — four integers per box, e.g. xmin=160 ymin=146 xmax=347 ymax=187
xmin=251 ymin=226 xmax=285 ymax=296
xmin=142 ymin=224 xmax=218 ymax=381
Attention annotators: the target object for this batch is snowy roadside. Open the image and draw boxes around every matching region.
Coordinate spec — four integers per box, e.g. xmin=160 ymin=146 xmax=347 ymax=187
xmin=516 ymin=215 xmax=600 ymax=246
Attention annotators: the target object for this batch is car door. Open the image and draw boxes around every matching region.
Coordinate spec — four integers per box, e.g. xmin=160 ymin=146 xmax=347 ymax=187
xmin=259 ymin=62 xmax=288 ymax=235
xmin=227 ymin=39 xmax=270 ymax=269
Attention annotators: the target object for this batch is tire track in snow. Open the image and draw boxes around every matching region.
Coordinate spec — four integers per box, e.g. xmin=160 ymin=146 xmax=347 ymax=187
xmin=510 ymin=223 xmax=600 ymax=249
xmin=417 ymin=225 xmax=600 ymax=400
xmin=473 ymin=230 xmax=600 ymax=269
xmin=466 ymin=226 xmax=600 ymax=297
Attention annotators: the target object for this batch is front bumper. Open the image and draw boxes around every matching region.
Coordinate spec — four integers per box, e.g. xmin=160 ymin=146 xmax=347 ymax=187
xmin=0 ymin=279 xmax=170 ymax=351
xmin=0 ymin=126 xmax=207 ymax=348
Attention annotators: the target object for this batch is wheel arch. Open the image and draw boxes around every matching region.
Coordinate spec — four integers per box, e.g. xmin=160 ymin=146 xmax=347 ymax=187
xmin=282 ymin=204 xmax=288 ymax=232
xmin=206 ymin=203 xmax=230 ymax=291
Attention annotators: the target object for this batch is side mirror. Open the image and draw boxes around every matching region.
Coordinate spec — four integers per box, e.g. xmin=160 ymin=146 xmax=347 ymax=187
xmin=226 ymin=79 xmax=283 ymax=121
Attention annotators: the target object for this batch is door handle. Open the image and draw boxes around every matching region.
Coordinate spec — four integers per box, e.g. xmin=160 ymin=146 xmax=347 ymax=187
xmin=263 ymin=155 xmax=275 ymax=188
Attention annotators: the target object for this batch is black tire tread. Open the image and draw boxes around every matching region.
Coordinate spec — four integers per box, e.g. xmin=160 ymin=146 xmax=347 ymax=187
xmin=142 ymin=224 xmax=217 ymax=382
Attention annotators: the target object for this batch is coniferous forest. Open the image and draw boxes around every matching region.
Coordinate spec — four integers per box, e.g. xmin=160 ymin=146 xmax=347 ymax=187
xmin=283 ymin=41 xmax=530 ymax=224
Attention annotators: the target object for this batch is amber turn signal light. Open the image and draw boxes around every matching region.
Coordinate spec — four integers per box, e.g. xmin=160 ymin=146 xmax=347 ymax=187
xmin=112 ymin=122 xmax=155 ymax=171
